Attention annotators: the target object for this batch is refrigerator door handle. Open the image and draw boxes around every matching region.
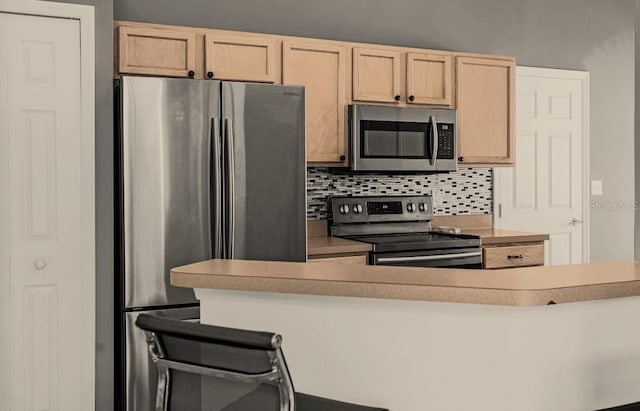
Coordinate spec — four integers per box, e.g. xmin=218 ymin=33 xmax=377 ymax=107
xmin=211 ymin=117 xmax=223 ymax=259
xmin=224 ymin=118 xmax=235 ymax=259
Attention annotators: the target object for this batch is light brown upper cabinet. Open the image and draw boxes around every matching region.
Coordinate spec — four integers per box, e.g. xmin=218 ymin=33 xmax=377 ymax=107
xmin=352 ymin=47 xmax=452 ymax=107
xmin=406 ymin=52 xmax=452 ymax=106
xmin=282 ymin=40 xmax=348 ymax=164
xmin=352 ymin=47 xmax=401 ymax=103
xmin=456 ymin=55 xmax=515 ymax=165
xmin=118 ymin=26 xmax=197 ymax=78
xmin=204 ymin=33 xmax=277 ymax=82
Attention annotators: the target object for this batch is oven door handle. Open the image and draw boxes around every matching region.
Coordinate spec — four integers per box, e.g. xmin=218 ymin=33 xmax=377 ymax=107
xmin=429 ymin=115 xmax=438 ymax=166
xmin=377 ymin=251 xmax=481 ymax=263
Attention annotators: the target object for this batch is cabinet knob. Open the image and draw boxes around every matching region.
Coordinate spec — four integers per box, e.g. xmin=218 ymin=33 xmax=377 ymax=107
xmin=394 ymin=95 xmax=401 ymax=101
xmin=34 ymin=259 xmax=47 ymax=270
xmin=458 ymin=156 xmax=464 ymax=162
xmin=207 ymin=71 xmax=214 ymax=78
xmin=339 ymin=155 xmax=346 ymax=161
xmin=409 ymin=95 xmax=415 ymax=102
xmin=187 ymin=70 xmax=195 ymax=78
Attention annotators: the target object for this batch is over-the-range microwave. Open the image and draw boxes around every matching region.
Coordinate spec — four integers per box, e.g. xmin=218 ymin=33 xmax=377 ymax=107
xmin=349 ymin=104 xmax=457 ymax=172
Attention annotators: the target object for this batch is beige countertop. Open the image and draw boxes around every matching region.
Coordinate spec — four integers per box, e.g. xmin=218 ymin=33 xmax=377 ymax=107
xmin=307 ymin=229 xmax=548 ymax=256
xmin=171 ymin=259 xmax=640 ymax=307
xmin=461 ymin=228 xmax=550 ymax=245
xmin=307 ymin=236 xmax=372 ymax=257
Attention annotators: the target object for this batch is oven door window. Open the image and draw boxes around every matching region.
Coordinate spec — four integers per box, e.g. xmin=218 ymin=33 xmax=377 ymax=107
xmin=360 ymin=120 xmax=432 ymax=159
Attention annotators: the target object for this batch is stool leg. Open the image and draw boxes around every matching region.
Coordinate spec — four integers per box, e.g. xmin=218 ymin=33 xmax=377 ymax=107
xmin=156 ymin=365 xmax=169 ymax=411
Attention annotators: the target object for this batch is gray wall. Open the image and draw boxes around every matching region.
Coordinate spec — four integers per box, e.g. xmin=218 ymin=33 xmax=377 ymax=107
xmin=115 ymin=0 xmax=636 ymax=261
xmin=47 ymin=1 xmax=114 ymax=410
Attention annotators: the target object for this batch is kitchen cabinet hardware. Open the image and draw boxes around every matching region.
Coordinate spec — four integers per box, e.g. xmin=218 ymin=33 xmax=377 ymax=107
xmin=340 ymin=155 xmax=346 ymax=161
xmin=455 ymin=55 xmax=515 ymax=165
xmin=570 ymin=218 xmax=583 ymax=226
xmin=352 ymin=47 xmax=401 ymax=103
xmin=406 ymin=52 xmax=452 ymax=106
xmin=204 ymin=33 xmax=278 ymax=83
xmin=483 ymin=242 xmax=544 ymax=269
xmin=34 ymin=259 xmax=47 ymax=270
xmin=117 ymin=25 xmax=197 ymax=78
xmin=283 ymin=40 xmax=347 ymax=164
xmin=352 ymin=48 xmax=451 ymax=106
xmin=115 ymin=22 xmax=513 ymax=167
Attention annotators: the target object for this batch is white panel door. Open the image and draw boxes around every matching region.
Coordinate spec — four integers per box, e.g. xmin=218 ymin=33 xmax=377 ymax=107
xmin=494 ymin=67 xmax=588 ymax=265
xmin=0 ymin=10 xmax=94 ymax=411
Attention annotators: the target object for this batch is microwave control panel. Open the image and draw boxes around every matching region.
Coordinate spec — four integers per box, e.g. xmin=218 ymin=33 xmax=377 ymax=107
xmin=436 ymin=123 xmax=455 ymax=159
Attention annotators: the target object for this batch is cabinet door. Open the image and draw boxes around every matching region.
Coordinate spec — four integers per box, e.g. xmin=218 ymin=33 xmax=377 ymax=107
xmin=456 ymin=56 xmax=515 ymax=165
xmin=205 ymin=33 xmax=277 ymax=83
xmin=406 ymin=52 xmax=452 ymax=106
xmin=283 ymin=40 xmax=347 ymax=164
xmin=118 ymin=26 xmax=197 ymax=78
xmin=352 ymin=47 xmax=401 ymax=103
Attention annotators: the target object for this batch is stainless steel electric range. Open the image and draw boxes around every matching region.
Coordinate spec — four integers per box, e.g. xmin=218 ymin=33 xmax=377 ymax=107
xmin=329 ymin=195 xmax=482 ymax=268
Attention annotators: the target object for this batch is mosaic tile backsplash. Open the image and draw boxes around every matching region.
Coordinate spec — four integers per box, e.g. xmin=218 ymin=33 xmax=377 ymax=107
xmin=307 ymin=167 xmax=493 ymax=220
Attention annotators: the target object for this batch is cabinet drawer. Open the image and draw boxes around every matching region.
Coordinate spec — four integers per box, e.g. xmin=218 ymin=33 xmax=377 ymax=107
xmin=309 ymin=255 xmax=368 ymax=265
xmin=483 ymin=244 xmax=543 ymax=269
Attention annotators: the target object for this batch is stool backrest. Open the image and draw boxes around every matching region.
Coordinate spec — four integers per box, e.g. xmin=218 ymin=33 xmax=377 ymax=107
xmin=136 ymin=314 xmax=295 ymax=411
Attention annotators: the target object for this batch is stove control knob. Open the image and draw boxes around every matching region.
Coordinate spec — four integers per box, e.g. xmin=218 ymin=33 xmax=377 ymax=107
xmin=407 ymin=203 xmax=417 ymax=212
xmin=419 ymin=203 xmax=427 ymax=212
xmin=353 ymin=204 xmax=363 ymax=214
xmin=339 ymin=204 xmax=350 ymax=214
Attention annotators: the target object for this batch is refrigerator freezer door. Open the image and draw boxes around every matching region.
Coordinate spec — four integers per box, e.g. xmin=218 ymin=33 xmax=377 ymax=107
xmin=221 ymin=82 xmax=307 ymax=262
xmin=120 ymin=77 xmax=221 ymax=308
xmin=123 ymin=307 xmax=200 ymax=411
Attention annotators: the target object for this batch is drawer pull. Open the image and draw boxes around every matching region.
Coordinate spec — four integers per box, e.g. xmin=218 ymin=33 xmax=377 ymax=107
xmin=507 ymin=254 xmax=523 ymax=259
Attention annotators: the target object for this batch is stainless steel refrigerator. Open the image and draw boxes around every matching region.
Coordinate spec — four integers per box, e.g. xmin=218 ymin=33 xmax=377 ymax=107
xmin=114 ymin=76 xmax=307 ymax=411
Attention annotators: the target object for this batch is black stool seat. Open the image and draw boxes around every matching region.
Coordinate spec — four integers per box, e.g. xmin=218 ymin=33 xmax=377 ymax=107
xmin=136 ymin=313 xmax=387 ymax=411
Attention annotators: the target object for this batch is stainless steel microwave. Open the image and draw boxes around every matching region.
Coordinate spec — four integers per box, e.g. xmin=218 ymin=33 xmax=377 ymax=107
xmin=349 ymin=104 xmax=457 ymax=172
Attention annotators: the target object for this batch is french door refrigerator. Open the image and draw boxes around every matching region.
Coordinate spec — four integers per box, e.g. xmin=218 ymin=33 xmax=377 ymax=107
xmin=115 ymin=76 xmax=307 ymax=411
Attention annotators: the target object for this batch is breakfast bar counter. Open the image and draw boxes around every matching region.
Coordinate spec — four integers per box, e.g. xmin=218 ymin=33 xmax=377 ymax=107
xmin=171 ymin=260 xmax=640 ymax=411
xmin=171 ymin=259 xmax=640 ymax=306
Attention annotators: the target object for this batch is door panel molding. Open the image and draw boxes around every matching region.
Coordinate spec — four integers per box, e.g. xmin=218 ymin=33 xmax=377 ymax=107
xmin=0 ymin=2 xmax=95 ymax=410
xmin=494 ymin=66 xmax=589 ymax=264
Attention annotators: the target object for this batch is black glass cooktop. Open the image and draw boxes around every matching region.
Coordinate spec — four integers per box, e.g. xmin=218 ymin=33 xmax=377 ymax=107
xmin=344 ymin=232 xmax=481 ymax=253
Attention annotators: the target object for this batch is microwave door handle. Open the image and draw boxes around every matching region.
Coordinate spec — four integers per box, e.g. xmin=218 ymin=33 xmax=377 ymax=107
xmin=429 ymin=115 xmax=438 ymax=166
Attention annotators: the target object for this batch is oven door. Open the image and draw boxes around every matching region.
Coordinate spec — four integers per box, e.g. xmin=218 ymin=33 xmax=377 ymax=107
xmin=371 ymin=247 xmax=482 ymax=269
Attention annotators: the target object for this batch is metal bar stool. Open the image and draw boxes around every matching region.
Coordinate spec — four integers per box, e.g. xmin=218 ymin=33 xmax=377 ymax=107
xmin=136 ymin=313 xmax=388 ymax=411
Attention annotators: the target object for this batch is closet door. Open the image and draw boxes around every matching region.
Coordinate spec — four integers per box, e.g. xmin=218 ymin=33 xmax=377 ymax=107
xmin=0 ymin=10 xmax=94 ymax=411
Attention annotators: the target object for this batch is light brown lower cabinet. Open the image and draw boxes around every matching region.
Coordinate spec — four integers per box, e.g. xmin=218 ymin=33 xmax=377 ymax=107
xmin=308 ymin=254 xmax=368 ymax=265
xmin=483 ymin=242 xmax=544 ymax=269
